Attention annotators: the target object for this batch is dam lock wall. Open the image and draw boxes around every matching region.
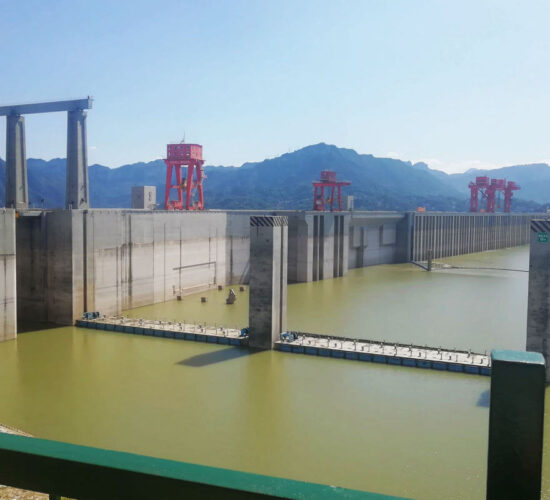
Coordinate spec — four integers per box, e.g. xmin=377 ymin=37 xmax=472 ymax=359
xmin=0 ymin=209 xmax=540 ymax=339
xmin=411 ymin=213 xmax=533 ymax=262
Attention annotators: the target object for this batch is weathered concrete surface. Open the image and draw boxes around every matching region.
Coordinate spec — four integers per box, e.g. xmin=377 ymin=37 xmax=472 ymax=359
xmin=14 ymin=210 xmax=230 ymax=324
xmin=84 ymin=210 xmax=228 ymax=316
xmin=5 ymin=115 xmax=28 ymax=209
xmin=16 ymin=213 xmax=47 ymax=322
xmin=348 ymin=213 xmax=404 ymax=268
xmin=226 ymin=212 xmax=251 ymax=284
xmin=249 ymin=216 xmax=287 ymax=349
xmin=0 ymin=209 xmax=16 ymax=341
xmin=527 ymin=219 xmax=550 ymax=381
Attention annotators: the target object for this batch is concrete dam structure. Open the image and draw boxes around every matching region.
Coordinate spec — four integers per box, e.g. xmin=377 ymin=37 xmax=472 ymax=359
xmin=0 ymin=208 xmax=541 ymax=342
xmin=411 ymin=212 xmax=533 ymax=262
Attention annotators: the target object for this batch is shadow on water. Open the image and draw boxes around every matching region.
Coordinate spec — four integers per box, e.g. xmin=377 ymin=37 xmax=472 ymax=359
xmin=477 ymin=389 xmax=490 ymax=408
xmin=178 ymin=346 xmax=261 ymax=367
xmin=17 ymin=321 xmax=59 ymax=334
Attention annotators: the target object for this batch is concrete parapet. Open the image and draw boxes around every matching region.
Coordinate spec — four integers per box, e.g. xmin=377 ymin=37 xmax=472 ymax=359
xmin=248 ymin=216 xmax=287 ymax=349
xmin=0 ymin=209 xmax=17 ymax=341
xmin=487 ymin=349 xmax=545 ymax=499
xmin=527 ymin=219 xmax=550 ymax=381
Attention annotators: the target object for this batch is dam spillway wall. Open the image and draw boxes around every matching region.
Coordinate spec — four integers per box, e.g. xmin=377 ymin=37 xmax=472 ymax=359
xmin=0 ymin=209 xmax=16 ymax=340
xmin=411 ymin=213 xmax=534 ymax=262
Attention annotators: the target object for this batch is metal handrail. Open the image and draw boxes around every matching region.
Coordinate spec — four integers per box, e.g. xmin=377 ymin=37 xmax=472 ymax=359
xmin=0 ymin=433 xmax=405 ymax=500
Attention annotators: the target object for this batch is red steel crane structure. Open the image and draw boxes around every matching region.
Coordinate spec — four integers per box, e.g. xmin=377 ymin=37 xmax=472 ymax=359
xmin=164 ymin=142 xmax=205 ymax=210
xmin=468 ymin=176 xmax=520 ymax=213
xmin=503 ymin=181 xmax=520 ymax=213
xmin=313 ymin=171 xmax=351 ymax=211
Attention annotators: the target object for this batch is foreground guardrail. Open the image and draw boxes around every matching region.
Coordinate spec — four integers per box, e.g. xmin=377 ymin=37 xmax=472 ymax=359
xmin=0 ymin=433 xmax=404 ymax=499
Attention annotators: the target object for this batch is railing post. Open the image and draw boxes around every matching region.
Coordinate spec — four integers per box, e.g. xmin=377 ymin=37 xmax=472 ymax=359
xmin=486 ymin=349 xmax=546 ymax=499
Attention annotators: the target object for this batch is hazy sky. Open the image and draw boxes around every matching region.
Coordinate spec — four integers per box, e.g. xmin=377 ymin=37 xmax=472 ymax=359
xmin=0 ymin=0 xmax=549 ymax=173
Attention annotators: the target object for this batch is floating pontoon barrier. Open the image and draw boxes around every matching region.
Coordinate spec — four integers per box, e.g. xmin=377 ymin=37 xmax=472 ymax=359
xmin=275 ymin=332 xmax=491 ymax=376
xmin=76 ymin=315 xmax=248 ymax=346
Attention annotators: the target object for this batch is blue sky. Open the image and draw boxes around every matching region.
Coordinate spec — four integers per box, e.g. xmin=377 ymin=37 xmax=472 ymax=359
xmin=0 ymin=0 xmax=549 ymax=173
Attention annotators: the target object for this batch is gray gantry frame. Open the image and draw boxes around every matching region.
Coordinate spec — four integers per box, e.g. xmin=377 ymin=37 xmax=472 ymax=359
xmin=0 ymin=97 xmax=93 ymax=209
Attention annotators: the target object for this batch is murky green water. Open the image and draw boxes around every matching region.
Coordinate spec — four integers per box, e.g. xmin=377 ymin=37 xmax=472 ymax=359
xmin=0 ymin=246 xmax=547 ymax=499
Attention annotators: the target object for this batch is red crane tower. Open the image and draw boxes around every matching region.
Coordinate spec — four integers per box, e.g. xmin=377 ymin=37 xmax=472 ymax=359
xmin=468 ymin=177 xmax=519 ymax=213
xmin=503 ymin=181 xmax=520 ymax=213
xmin=469 ymin=176 xmax=490 ymax=212
xmin=485 ymin=178 xmax=506 ymax=213
xmin=313 ymin=171 xmax=351 ymax=211
xmin=164 ymin=142 xmax=205 ymax=210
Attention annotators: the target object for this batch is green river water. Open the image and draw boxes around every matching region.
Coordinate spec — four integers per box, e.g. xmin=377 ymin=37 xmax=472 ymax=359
xmin=0 ymin=246 xmax=548 ymax=499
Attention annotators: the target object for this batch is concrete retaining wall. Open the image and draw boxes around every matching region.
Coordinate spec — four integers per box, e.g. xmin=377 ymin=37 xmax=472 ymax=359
xmin=412 ymin=213 xmax=534 ymax=262
xmin=14 ymin=210 xmax=228 ymax=324
xmin=348 ymin=213 xmax=408 ymax=268
xmin=84 ymin=210 xmax=227 ymax=315
xmin=0 ymin=209 xmax=16 ymax=340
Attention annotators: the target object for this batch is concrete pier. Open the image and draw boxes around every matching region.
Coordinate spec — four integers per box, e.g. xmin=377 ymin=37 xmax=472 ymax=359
xmin=487 ymin=350 xmax=546 ymax=499
xmin=5 ymin=115 xmax=28 ymax=209
xmin=526 ymin=219 xmax=550 ymax=381
xmin=248 ymin=216 xmax=287 ymax=349
xmin=66 ymin=109 xmax=89 ymax=209
xmin=0 ymin=209 xmax=17 ymax=341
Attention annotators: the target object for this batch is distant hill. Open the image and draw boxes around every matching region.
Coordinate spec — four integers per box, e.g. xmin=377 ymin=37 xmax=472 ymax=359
xmin=0 ymin=144 xmax=547 ymax=212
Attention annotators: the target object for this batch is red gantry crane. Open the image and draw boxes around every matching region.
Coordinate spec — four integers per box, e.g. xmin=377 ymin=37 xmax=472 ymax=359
xmin=468 ymin=176 xmax=520 ymax=213
xmin=313 ymin=171 xmax=351 ymax=211
xmin=503 ymin=181 xmax=520 ymax=213
xmin=164 ymin=142 xmax=205 ymax=210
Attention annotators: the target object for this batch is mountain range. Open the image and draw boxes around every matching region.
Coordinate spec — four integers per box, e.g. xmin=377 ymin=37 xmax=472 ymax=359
xmin=0 ymin=143 xmax=548 ymax=212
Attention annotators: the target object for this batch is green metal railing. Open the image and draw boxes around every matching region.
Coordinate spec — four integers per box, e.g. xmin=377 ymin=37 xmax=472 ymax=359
xmin=0 ymin=433 xmax=404 ymax=499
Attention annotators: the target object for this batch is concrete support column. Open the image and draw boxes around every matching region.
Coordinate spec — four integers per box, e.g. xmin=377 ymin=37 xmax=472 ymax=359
xmin=396 ymin=212 xmax=414 ymax=263
xmin=248 ymin=216 xmax=287 ymax=349
xmin=487 ymin=349 xmax=545 ymax=499
xmin=526 ymin=219 xmax=550 ymax=381
xmin=5 ymin=115 xmax=28 ymax=209
xmin=0 ymin=209 xmax=17 ymax=341
xmin=66 ymin=109 xmax=89 ymax=209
